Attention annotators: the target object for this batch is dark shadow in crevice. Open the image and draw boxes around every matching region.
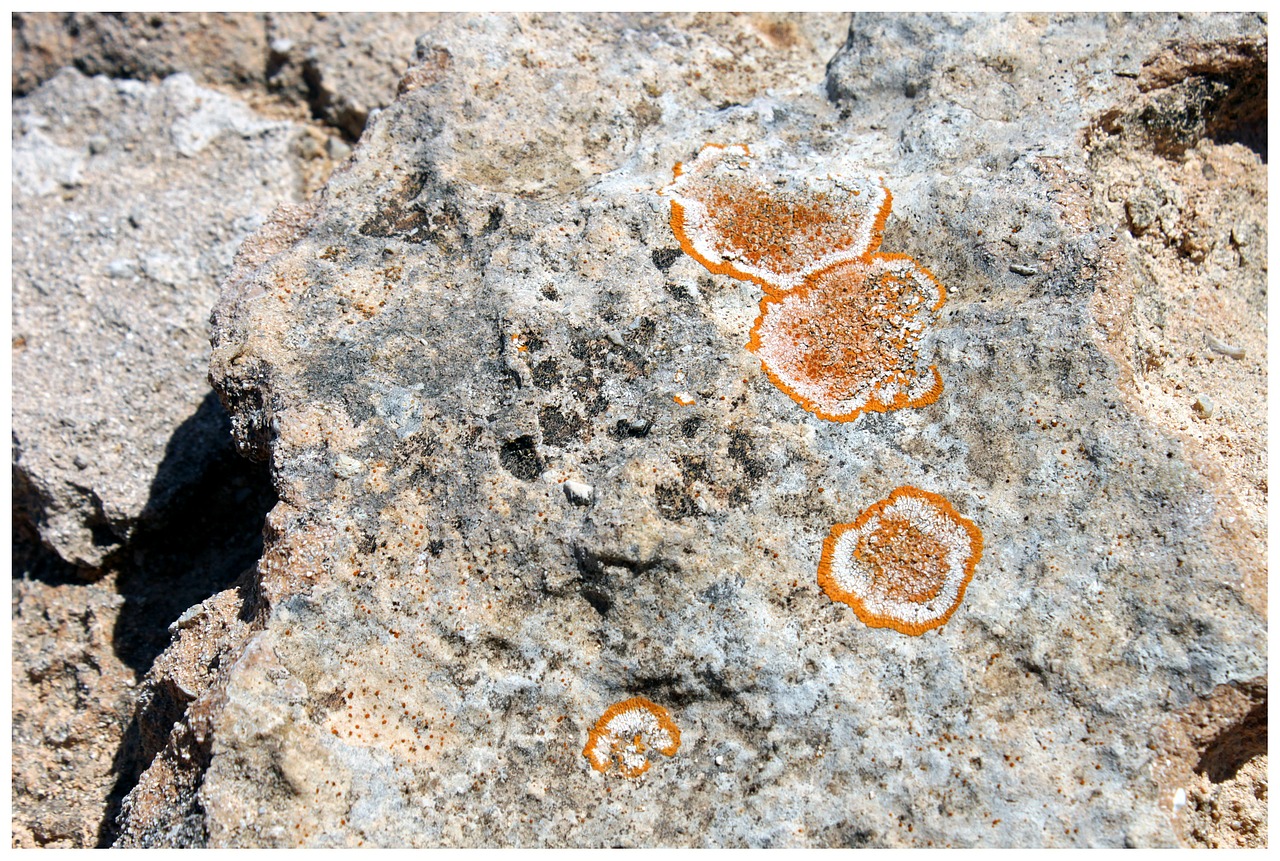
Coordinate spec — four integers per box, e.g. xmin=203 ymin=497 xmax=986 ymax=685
xmin=112 ymin=392 xmax=276 ymax=674
xmin=1204 ymin=66 xmax=1267 ymax=162
xmin=1195 ymin=697 xmax=1268 ymax=784
xmin=92 ymin=390 xmax=276 ymax=846
xmin=11 ymin=516 xmax=89 ymax=586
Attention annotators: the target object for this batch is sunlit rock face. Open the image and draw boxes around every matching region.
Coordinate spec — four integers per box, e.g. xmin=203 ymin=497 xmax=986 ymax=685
xmin=118 ymin=12 xmax=1265 ymax=848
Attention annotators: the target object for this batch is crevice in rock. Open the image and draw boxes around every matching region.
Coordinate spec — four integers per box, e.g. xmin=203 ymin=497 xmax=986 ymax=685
xmin=1091 ymin=37 xmax=1268 ymax=162
xmin=572 ymin=547 xmax=677 ymax=618
xmin=300 ymin=57 xmax=367 ymax=143
xmin=92 ymin=394 xmax=276 ymax=846
xmin=111 ymin=396 xmax=276 ymax=674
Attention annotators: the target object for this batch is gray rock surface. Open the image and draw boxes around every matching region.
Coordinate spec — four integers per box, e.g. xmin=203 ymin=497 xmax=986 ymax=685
xmin=76 ymin=12 xmax=1265 ymax=848
xmin=11 ymin=69 xmax=308 ymax=567
xmin=12 ymin=12 xmax=442 ymax=142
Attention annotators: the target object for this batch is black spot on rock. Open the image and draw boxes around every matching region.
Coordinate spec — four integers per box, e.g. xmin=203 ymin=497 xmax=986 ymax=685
xmin=663 ymin=281 xmax=692 ymax=301
xmin=531 ymin=358 xmax=562 ymax=390
xmin=499 ymin=435 xmax=542 ymax=482
xmin=539 ymin=405 xmax=587 ymax=448
xmin=728 ymin=427 xmax=767 ymax=486
xmin=651 ymin=247 xmax=683 ymax=272
xmin=655 ymin=481 xmax=699 ymax=521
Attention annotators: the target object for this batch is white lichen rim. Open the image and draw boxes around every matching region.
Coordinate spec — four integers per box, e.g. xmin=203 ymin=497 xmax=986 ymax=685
xmin=750 ymin=255 xmax=944 ymax=419
xmin=829 ymin=491 xmax=975 ymax=630
xmin=662 ymin=143 xmax=891 ymax=292
xmin=586 ymin=703 xmax=676 ymax=775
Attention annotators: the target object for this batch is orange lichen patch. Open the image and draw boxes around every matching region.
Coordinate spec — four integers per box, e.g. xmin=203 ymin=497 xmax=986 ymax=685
xmin=818 ymin=486 xmax=983 ymax=636
xmin=746 ymin=253 xmax=946 ymax=422
xmin=673 ymin=393 xmax=696 ymax=406
xmin=583 ymin=697 xmax=681 ymax=778
xmin=663 ymin=143 xmax=892 ymax=294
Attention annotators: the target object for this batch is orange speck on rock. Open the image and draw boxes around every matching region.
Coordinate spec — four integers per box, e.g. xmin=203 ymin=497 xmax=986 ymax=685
xmin=662 ymin=143 xmax=892 ymax=294
xmin=583 ymin=697 xmax=681 ymax=778
xmin=818 ymin=486 xmax=982 ymax=635
xmin=747 ymin=254 xmax=946 ymax=422
xmin=673 ymin=393 xmax=696 ymax=406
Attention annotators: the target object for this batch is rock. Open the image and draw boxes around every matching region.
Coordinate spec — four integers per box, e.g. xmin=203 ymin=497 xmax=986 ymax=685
xmin=11 ymin=69 xmax=307 ymax=567
xmin=12 ymin=12 xmax=444 ymax=143
xmin=122 ymin=13 xmax=1262 ymax=848
xmin=563 ymin=480 xmax=595 ymax=506
xmin=12 ymin=12 xmax=269 ymax=96
xmin=262 ymin=12 xmax=445 ymax=141
xmin=1152 ymin=677 xmax=1267 ymax=849
xmin=10 ymin=538 xmax=136 ymax=848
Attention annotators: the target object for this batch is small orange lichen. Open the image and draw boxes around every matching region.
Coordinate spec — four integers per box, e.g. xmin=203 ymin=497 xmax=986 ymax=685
xmin=583 ymin=697 xmax=681 ymax=777
xmin=747 ymin=254 xmax=946 ymax=422
xmin=818 ymin=486 xmax=982 ymax=636
xmin=673 ymin=393 xmax=696 ymax=406
xmin=662 ymin=143 xmax=892 ymax=294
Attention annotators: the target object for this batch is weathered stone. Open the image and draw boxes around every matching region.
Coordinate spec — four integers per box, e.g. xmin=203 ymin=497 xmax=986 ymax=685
xmin=11 ymin=69 xmax=307 ymax=568
xmin=116 ymin=12 xmax=1263 ymax=848
xmin=12 ymin=12 xmax=268 ymax=96
xmin=12 ymin=12 xmax=443 ymax=142
xmin=10 ymin=539 xmax=135 ymax=849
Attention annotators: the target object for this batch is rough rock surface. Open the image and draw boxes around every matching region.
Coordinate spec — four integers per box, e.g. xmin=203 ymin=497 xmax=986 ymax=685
xmin=14 ymin=12 xmax=1265 ymax=849
xmin=11 ymin=542 xmax=135 ymax=849
xmin=1151 ymin=675 xmax=1267 ymax=848
xmin=12 ymin=12 xmax=442 ymax=141
xmin=11 ymin=69 xmax=310 ymax=567
xmin=11 ymin=457 xmax=275 ymax=848
xmin=121 ymin=11 xmax=1268 ymax=848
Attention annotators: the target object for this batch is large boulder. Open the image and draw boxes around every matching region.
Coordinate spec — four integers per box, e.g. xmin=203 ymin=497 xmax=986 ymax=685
xmin=121 ymin=13 xmax=1264 ymax=847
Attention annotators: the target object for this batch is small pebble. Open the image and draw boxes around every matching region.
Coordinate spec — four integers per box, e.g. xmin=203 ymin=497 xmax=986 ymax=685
xmin=88 ymin=135 xmax=110 ymax=155
xmin=334 ymin=454 xmax=364 ymax=478
xmin=1173 ymin=787 xmax=1187 ymax=811
xmin=327 ymin=137 xmax=353 ymax=162
xmin=563 ymin=480 xmax=594 ymax=506
xmin=1192 ymin=394 xmax=1214 ymax=419
xmin=1205 ymin=333 xmax=1245 ymax=360
xmin=107 ymin=259 xmax=137 ymax=278
xmin=621 ymin=418 xmax=651 ymax=437
xmin=1009 ymin=263 xmax=1037 ymax=276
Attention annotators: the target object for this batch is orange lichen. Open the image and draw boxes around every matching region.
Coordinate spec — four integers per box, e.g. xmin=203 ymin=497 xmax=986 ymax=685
xmin=673 ymin=393 xmax=696 ymax=406
xmin=818 ymin=486 xmax=983 ymax=636
xmin=583 ymin=697 xmax=681 ymax=777
xmin=662 ymin=143 xmax=892 ymax=295
xmin=746 ymin=253 xmax=946 ymax=422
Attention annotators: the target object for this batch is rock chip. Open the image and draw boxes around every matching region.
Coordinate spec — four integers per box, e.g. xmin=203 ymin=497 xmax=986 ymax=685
xmin=125 ymin=13 xmax=1264 ymax=847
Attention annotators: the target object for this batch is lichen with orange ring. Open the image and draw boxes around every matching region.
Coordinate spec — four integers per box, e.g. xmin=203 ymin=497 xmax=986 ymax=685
xmin=818 ymin=486 xmax=983 ymax=636
xmin=664 ymin=143 xmax=892 ymax=295
xmin=583 ymin=696 xmax=681 ymax=777
xmin=746 ymin=253 xmax=946 ymax=422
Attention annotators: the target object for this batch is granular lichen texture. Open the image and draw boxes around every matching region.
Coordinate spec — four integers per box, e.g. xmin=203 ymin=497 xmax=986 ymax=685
xmin=583 ymin=697 xmax=681 ymax=778
xmin=747 ymin=254 xmax=946 ymax=422
xmin=818 ymin=486 xmax=983 ymax=636
xmin=663 ymin=143 xmax=892 ymax=294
